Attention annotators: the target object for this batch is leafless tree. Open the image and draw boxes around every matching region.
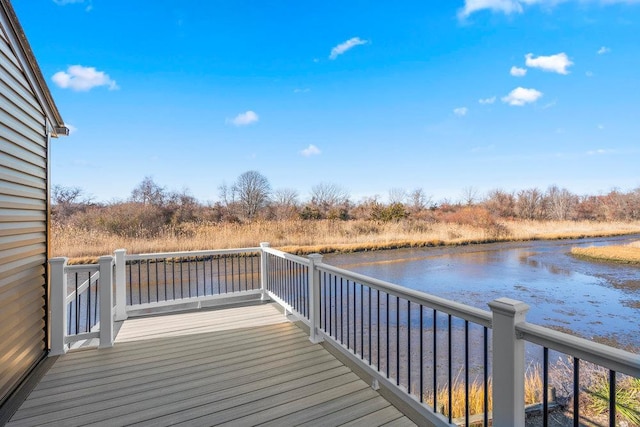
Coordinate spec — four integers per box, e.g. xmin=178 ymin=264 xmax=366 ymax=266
xmin=544 ymin=185 xmax=577 ymax=220
xmin=231 ymin=171 xmax=271 ymax=219
xmin=310 ymin=183 xmax=349 ymax=207
xmin=388 ymin=188 xmax=406 ymax=205
xmin=461 ymin=186 xmax=479 ymax=206
xmin=272 ymin=188 xmax=299 ymax=220
xmin=483 ymin=189 xmax=516 ymax=218
xmin=516 ymin=188 xmax=543 ymax=220
xmin=131 ymin=176 xmax=166 ymax=206
xmin=407 ymin=188 xmax=431 ymax=212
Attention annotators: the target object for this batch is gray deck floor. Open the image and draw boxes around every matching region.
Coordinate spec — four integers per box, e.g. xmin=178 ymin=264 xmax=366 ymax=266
xmin=8 ymin=303 xmax=415 ymax=426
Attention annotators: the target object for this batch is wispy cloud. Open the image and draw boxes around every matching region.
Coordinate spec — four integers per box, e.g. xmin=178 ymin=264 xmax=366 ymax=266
xmin=65 ymin=123 xmax=78 ymax=135
xmin=301 ymin=144 xmax=321 ymax=157
xmin=502 ymin=87 xmax=543 ymax=106
xmin=525 ymin=53 xmax=573 ymax=74
xmin=459 ymin=0 xmax=640 ymax=19
xmin=52 ymin=65 xmax=118 ymax=91
xmin=597 ymin=46 xmax=611 ymax=55
xmin=329 ymin=37 xmax=368 ymax=60
xmin=597 ymin=124 xmax=605 ymax=130
xmin=479 ymin=96 xmax=496 ymax=104
xmin=228 ymin=111 xmax=259 ymax=126
xmin=587 ymin=148 xmax=612 ymax=155
xmin=294 ymin=88 xmax=311 ymax=93
xmin=453 ymin=107 xmax=468 ymax=117
xmin=53 ymin=0 xmax=92 ymax=11
xmin=510 ymin=66 xmax=527 ymax=77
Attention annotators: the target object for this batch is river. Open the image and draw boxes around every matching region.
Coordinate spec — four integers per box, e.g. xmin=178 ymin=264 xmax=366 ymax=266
xmin=323 ymin=234 xmax=640 ymax=351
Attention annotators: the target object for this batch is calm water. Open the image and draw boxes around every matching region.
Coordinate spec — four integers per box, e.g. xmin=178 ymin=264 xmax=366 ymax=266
xmin=324 ymin=235 xmax=640 ymax=350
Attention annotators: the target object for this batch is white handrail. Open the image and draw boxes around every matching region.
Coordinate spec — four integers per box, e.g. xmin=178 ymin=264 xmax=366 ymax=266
xmin=315 ymin=262 xmax=493 ymax=327
xmin=261 ymin=246 xmax=311 ymax=266
xmin=125 ymin=247 xmax=261 ymax=261
xmin=517 ymin=322 xmax=640 ymax=378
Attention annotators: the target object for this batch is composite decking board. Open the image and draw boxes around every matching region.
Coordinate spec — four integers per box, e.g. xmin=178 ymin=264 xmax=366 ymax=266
xmin=75 ymin=368 xmax=357 ymax=427
xmin=340 ymin=405 xmax=409 ymax=426
xmin=114 ymin=304 xmax=282 ymax=336
xmin=381 ymin=416 xmax=419 ymax=426
xmin=9 ymin=303 xmax=413 ymax=426
xmin=23 ymin=338 xmax=328 ymax=405
xmin=296 ymin=396 xmax=395 ymax=427
xmin=258 ymin=389 xmax=386 ymax=427
xmin=32 ymin=332 xmax=310 ymax=393
xmin=14 ymin=347 xmax=333 ymax=417
xmin=213 ymin=380 xmax=372 ymax=427
xmin=40 ymin=325 xmax=304 ymax=381
xmin=157 ymin=375 xmax=364 ymax=427
xmin=49 ymin=322 xmax=296 ymax=369
xmin=11 ymin=360 xmax=348 ymax=426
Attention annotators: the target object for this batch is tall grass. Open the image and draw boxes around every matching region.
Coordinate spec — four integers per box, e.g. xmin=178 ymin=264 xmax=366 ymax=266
xmin=571 ymin=240 xmax=640 ymax=264
xmin=52 ymin=219 xmax=640 ymax=263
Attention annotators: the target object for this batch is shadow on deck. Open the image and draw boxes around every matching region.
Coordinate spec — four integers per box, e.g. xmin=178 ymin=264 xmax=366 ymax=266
xmin=8 ymin=303 xmax=415 ymax=426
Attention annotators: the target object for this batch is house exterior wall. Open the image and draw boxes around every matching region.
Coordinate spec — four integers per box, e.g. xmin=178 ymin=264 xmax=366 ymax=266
xmin=0 ymin=4 xmax=50 ymax=406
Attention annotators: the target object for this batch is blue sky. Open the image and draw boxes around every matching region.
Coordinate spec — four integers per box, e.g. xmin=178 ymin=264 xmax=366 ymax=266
xmin=13 ymin=0 xmax=640 ymax=203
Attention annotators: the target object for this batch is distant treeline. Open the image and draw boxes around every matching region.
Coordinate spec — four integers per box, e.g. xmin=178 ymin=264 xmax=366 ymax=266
xmin=52 ymin=171 xmax=640 ymax=238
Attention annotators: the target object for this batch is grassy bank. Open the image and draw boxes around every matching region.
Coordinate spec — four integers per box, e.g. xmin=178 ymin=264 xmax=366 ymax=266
xmin=571 ymin=240 xmax=640 ymax=264
xmin=52 ymin=219 xmax=640 ymax=263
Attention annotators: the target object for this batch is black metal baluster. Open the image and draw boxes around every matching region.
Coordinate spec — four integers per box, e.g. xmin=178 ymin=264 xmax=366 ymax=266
xmin=137 ymin=261 xmax=141 ymax=304
xmin=377 ymin=289 xmax=380 ymax=370
xmin=195 ymin=257 xmax=199 ymax=298
xmin=360 ymin=283 xmax=364 ymax=359
xmin=574 ymin=358 xmax=580 ymax=427
xmin=128 ymin=262 xmax=132 ymax=305
xmin=408 ymin=300 xmax=411 ymax=393
xmin=346 ymin=279 xmax=349 ymax=347
xmin=433 ymin=309 xmax=438 ymax=413
xmin=180 ymin=259 xmax=184 ymax=298
xmin=328 ymin=273 xmax=332 ymax=335
xmin=448 ymin=314 xmax=452 ymax=424
xmin=465 ymin=320 xmax=469 ymax=427
xmin=420 ymin=305 xmax=424 ymax=403
xmin=163 ymin=259 xmax=167 ymax=301
xmin=543 ymin=347 xmax=549 ymax=427
xmin=340 ymin=277 xmax=344 ymax=344
xmin=75 ymin=272 xmax=79 ymax=335
xmin=396 ymin=296 xmax=400 ymax=386
xmin=386 ymin=292 xmax=390 ymax=379
xmin=369 ymin=288 xmax=372 ymax=365
xmin=484 ymin=327 xmax=489 ymax=427
xmin=334 ymin=276 xmax=338 ymax=338
xmin=146 ymin=259 xmax=150 ymax=303
xmin=155 ymin=258 xmax=159 ymax=302
xmin=86 ymin=271 xmax=91 ymax=332
xmin=609 ymin=370 xmax=616 ymax=427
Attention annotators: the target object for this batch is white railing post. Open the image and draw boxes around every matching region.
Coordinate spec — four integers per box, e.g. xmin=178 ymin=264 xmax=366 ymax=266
xmin=489 ymin=297 xmax=529 ymax=427
xmin=49 ymin=257 xmax=68 ymax=356
xmin=259 ymin=242 xmax=270 ymax=301
xmin=114 ymin=249 xmax=128 ymax=321
xmin=98 ymin=256 xmax=114 ymax=348
xmin=307 ymin=253 xmax=323 ymax=344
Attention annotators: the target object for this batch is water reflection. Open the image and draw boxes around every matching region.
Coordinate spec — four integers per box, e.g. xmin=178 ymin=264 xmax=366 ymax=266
xmin=325 ymin=235 xmax=640 ymax=350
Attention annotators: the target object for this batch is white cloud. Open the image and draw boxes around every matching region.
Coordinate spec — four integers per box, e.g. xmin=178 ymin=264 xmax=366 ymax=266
xmin=65 ymin=123 xmax=77 ymax=135
xmin=586 ymin=71 xmax=594 ymax=77
xmin=597 ymin=124 xmax=605 ymax=130
xmin=587 ymin=149 xmax=611 ymax=155
xmin=453 ymin=107 xmax=468 ymax=116
xmin=329 ymin=37 xmax=368 ymax=60
xmin=52 ymin=65 xmax=118 ymax=91
xmin=479 ymin=96 xmax=496 ymax=104
xmin=458 ymin=0 xmax=523 ymax=18
xmin=459 ymin=0 xmax=640 ymax=19
xmin=597 ymin=46 xmax=611 ymax=55
xmin=510 ymin=66 xmax=527 ymax=77
xmin=502 ymin=87 xmax=543 ymax=106
xmin=301 ymin=144 xmax=321 ymax=157
xmin=525 ymin=53 xmax=573 ymax=74
xmin=228 ymin=111 xmax=259 ymax=126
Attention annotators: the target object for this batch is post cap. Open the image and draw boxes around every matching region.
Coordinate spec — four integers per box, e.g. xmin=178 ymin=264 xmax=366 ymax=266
xmin=488 ymin=297 xmax=529 ymax=316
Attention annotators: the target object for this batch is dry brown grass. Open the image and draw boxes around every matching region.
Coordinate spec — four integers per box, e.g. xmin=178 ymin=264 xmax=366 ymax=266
xmin=52 ymin=219 xmax=640 ymax=263
xmin=571 ymin=240 xmax=640 ymax=264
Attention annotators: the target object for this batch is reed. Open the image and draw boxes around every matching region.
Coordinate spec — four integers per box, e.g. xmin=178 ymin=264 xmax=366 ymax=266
xmin=570 ymin=240 xmax=640 ymax=264
xmin=51 ymin=219 xmax=640 ymax=263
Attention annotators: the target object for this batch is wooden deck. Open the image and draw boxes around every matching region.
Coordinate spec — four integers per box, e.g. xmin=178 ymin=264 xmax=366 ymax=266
xmin=8 ymin=303 xmax=415 ymax=426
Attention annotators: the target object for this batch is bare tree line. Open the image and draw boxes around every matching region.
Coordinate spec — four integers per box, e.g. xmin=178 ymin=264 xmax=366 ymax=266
xmin=51 ymin=171 xmax=640 ymax=238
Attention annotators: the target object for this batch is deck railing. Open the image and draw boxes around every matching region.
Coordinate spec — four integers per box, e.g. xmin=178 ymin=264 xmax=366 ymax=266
xmin=48 ymin=244 xmax=640 ymax=427
xmin=49 ymin=256 xmax=114 ymax=355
